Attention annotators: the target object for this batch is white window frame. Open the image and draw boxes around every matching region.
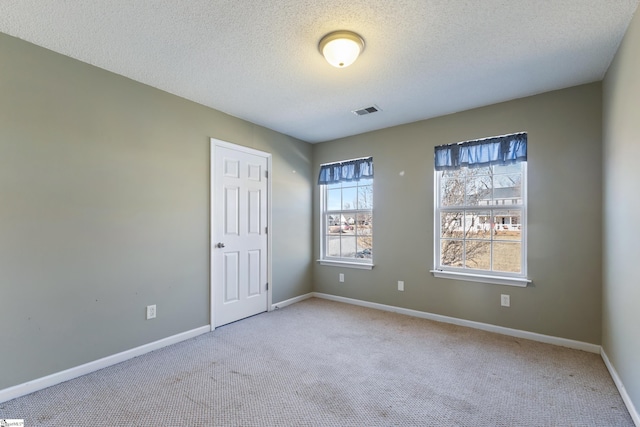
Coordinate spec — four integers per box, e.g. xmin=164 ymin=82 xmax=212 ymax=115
xmin=431 ymin=162 xmax=530 ymax=287
xmin=318 ymin=176 xmax=374 ymax=270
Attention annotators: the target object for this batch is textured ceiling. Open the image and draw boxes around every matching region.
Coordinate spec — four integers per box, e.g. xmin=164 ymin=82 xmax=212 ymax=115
xmin=0 ymin=1 xmax=638 ymax=143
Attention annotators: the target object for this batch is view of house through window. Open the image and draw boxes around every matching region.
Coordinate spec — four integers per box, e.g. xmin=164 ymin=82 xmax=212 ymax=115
xmin=434 ymin=133 xmax=527 ymax=278
xmin=437 ymin=163 xmax=525 ymax=273
xmin=324 ymin=178 xmax=373 ymax=260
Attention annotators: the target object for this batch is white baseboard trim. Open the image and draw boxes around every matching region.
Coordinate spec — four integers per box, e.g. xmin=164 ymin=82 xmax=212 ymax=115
xmin=271 ymin=292 xmax=314 ymax=310
xmin=313 ymin=293 xmax=601 ymax=354
xmin=0 ymin=325 xmax=211 ymax=404
xmin=601 ymin=349 xmax=640 ymax=426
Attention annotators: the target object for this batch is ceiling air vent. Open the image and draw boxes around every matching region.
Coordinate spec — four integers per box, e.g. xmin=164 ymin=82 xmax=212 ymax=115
xmin=352 ymin=105 xmax=381 ymax=116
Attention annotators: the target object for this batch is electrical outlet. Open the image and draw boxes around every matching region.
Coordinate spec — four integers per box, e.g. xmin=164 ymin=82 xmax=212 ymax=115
xmin=339 ymin=273 xmax=344 ymax=283
xmin=398 ymin=281 xmax=405 ymax=291
xmin=146 ymin=304 xmax=156 ymax=319
xmin=501 ymin=294 xmax=510 ymax=307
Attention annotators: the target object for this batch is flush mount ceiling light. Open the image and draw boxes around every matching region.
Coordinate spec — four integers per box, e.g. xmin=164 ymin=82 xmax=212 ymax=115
xmin=318 ymin=30 xmax=365 ymax=68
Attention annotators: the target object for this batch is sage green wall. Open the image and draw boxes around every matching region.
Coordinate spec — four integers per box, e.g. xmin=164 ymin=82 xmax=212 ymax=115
xmin=313 ymin=83 xmax=603 ymax=344
xmin=603 ymin=8 xmax=640 ymax=417
xmin=0 ymin=33 xmax=312 ymax=390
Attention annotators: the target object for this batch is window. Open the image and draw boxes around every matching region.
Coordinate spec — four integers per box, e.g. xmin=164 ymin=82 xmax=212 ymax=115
xmin=318 ymin=157 xmax=373 ymax=268
xmin=432 ymin=133 xmax=530 ymax=286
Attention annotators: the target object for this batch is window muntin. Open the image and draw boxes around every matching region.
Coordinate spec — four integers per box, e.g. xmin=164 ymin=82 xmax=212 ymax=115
xmin=434 ymin=135 xmax=527 ymax=280
xmin=322 ymin=177 xmax=373 ymax=263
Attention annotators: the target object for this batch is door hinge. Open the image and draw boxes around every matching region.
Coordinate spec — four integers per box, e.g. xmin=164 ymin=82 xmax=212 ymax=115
xmin=265 ymin=226 xmax=268 ymax=234
xmin=266 ymin=282 xmax=269 ymax=291
xmin=265 ymin=170 xmax=269 ymax=179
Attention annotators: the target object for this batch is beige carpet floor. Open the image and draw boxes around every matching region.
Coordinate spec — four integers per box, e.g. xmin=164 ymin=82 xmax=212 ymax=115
xmin=0 ymin=297 xmax=634 ymax=426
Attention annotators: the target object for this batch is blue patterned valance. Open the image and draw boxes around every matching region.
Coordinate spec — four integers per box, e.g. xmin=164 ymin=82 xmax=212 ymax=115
xmin=434 ymin=133 xmax=527 ymax=171
xmin=317 ymin=157 xmax=374 ymax=185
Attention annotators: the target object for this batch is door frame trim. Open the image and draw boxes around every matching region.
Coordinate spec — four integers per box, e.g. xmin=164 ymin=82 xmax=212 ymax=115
xmin=210 ymin=138 xmax=272 ymax=331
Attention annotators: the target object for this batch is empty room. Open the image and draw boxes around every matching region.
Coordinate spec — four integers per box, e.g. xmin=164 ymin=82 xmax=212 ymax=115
xmin=1 ymin=1 xmax=639 ymax=426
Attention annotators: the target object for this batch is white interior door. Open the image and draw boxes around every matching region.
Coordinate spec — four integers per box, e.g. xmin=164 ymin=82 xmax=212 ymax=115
xmin=211 ymin=139 xmax=270 ymax=327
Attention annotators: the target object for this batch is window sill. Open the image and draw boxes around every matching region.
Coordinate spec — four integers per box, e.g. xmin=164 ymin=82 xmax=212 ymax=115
xmin=317 ymin=260 xmax=374 ymax=270
xmin=430 ymin=270 xmax=531 ymax=287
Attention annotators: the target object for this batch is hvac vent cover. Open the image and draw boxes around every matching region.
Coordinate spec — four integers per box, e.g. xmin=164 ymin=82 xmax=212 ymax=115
xmin=352 ymin=105 xmax=381 ymax=116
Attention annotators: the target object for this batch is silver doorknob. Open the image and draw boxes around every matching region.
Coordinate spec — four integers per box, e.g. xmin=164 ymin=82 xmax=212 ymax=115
xmin=216 ymin=242 xmax=226 ymax=248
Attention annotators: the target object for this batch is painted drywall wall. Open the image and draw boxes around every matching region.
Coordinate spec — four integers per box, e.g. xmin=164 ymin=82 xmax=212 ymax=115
xmin=313 ymin=83 xmax=603 ymax=344
xmin=603 ymin=8 xmax=640 ymax=417
xmin=0 ymin=33 xmax=312 ymax=390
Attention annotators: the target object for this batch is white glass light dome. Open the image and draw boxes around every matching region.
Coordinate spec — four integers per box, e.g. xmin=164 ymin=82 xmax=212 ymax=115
xmin=319 ymin=31 xmax=365 ymax=68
